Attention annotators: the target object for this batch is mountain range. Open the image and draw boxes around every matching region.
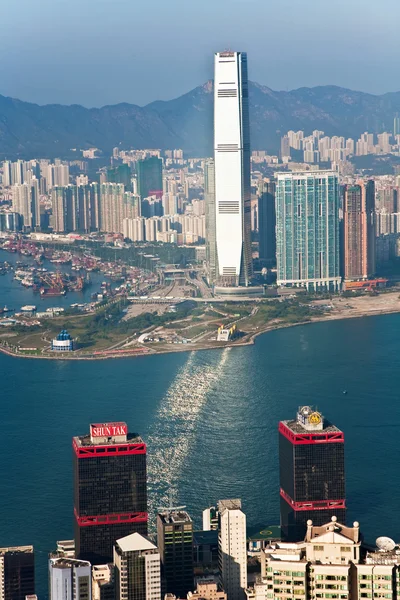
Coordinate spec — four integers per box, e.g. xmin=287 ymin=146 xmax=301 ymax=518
xmin=1 ymin=81 xmax=400 ymax=158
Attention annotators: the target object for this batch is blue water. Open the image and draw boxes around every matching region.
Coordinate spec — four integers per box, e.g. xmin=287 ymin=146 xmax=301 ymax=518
xmin=2 ymin=267 xmax=400 ymax=597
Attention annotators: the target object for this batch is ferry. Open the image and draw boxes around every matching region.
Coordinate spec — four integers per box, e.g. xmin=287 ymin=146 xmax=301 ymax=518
xmin=21 ymin=305 xmax=37 ymax=312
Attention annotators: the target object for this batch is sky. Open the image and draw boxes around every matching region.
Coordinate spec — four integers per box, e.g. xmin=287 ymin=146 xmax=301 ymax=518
xmin=1 ymin=0 xmax=399 ymax=108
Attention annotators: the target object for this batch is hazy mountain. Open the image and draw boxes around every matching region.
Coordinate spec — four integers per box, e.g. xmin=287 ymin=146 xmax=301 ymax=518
xmin=1 ymin=81 xmax=400 ymax=158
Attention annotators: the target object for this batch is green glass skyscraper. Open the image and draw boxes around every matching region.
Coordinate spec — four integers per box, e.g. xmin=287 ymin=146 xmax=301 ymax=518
xmin=275 ymin=171 xmax=341 ymax=292
xmin=137 ymin=157 xmax=163 ymax=200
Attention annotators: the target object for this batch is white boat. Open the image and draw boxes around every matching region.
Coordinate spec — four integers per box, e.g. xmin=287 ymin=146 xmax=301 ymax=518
xmin=20 ymin=305 xmax=37 ymax=312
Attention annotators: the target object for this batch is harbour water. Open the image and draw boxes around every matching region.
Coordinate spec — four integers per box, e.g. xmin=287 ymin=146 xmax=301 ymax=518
xmin=0 ymin=251 xmax=107 ymax=310
xmin=2 ymin=267 xmax=400 ymax=596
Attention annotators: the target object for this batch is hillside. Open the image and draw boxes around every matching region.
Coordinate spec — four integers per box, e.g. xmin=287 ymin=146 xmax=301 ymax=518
xmin=1 ymin=81 xmax=400 ymax=158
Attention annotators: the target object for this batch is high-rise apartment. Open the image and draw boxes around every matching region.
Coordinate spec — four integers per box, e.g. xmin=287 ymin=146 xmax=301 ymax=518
xmin=214 ymin=51 xmax=252 ymax=287
xmin=258 ymin=179 xmax=276 ymax=265
xmin=218 ymin=499 xmax=247 ymax=600
xmin=12 ymin=183 xmax=33 ymax=229
xmin=114 ymin=533 xmax=161 ymax=600
xmin=343 ymin=181 xmax=375 ymax=280
xmin=51 ymin=186 xmax=78 ymax=233
xmin=275 ymin=171 xmax=341 ymax=291
xmin=99 ymin=183 xmax=125 ymax=234
xmin=0 ymin=546 xmax=35 ymax=600
xmin=48 ymin=558 xmax=91 ymax=600
xmin=156 ymin=509 xmax=193 ymax=598
xmin=204 ymin=159 xmax=217 ymax=284
xmin=73 ymin=422 xmax=147 ymax=564
xmin=279 ymin=406 xmax=346 ymax=541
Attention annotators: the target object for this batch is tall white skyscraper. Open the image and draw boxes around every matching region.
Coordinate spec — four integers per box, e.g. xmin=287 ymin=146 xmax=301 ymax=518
xmin=214 ymin=51 xmax=252 ymax=287
xmin=218 ymin=499 xmax=247 ymax=600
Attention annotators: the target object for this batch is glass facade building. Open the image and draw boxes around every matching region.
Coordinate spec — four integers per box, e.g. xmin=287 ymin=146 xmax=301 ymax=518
xmin=73 ymin=423 xmax=147 ymax=564
xmin=258 ymin=179 xmax=276 ymax=265
xmin=279 ymin=407 xmax=346 ymax=541
xmin=0 ymin=546 xmax=35 ymax=600
xmin=204 ymin=159 xmax=217 ymax=284
xmin=343 ymin=181 xmax=375 ymax=280
xmin=136 ymin=158 xmax=163 ymax=201
xmin=214 ymin=51 xmax=253 ymax=287
xmin=275 ymin=171 xmax=341 ymax=291
xmin=156 ymin=510 xmax=193 ymax=598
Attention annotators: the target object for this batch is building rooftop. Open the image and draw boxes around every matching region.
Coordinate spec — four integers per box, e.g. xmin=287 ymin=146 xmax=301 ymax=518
xmin=218 ymin=499 xmax=242 ymax=512
xmin=0 ymin=546 xmax=33 ymax=555
xmin=281 ymin=419 xmax=341 ymax=435
xmin=50 ymin=557 xmax=90 ymax=569
xmin=158 ymin=510 xmax=192 ymax=525
xmin=73 ymin=426 xmax=143 ymax=448
xmin=247 ymin=525 xmax=282 ymax=542
xmin=306 ymin=517 xmax=360 ymax=544
xmin=116 ymin=532 xmax=157 ymax=554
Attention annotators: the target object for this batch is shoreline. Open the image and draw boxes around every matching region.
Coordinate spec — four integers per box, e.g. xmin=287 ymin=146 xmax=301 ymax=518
xmin=2 ymin=302 xmax=400 ymax=361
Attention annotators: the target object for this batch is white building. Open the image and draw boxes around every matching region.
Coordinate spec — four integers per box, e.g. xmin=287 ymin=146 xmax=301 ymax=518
xmin=114 ymin=533 xmax=161 ymax=600
xmin=214 ymin=51 xmax=252 ymax=287
xmin=218 ymin=499 xmax=247 ymax=600
xmin=49 ymin=557 xmax=91 ymax=600
xmin=247 ymin=517 xmax=400 ymax=600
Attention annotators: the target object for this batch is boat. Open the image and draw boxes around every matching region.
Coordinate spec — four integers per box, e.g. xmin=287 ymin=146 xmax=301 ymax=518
xmin=40 ymin=287 xmax=66 ymax=297
xmin=21 ymin=305 xmax=37 ymax=312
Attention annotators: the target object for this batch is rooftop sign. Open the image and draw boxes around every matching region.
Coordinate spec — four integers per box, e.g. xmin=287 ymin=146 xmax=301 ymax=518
xmin=90 ymin=422 xmax=127 ymax=438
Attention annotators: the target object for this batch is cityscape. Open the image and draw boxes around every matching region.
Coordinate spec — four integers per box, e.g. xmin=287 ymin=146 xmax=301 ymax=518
xmin=3 ymin=9 xmax=400 ymax=600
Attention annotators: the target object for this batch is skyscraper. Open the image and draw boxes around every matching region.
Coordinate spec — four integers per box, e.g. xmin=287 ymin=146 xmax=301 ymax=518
xmin=279 ymin=406 xmax=346 ymax=541
xmin=394 ymin=114 xmax=400 ymax=137
xmin=137 ymin=157 xmax=163 ymax=201
xmin=156 ymin=509 xmax=193 ymax=598
xmin=275 ymin=171 xmax=341 ymax=291
xmin=204 ymin=159 xmax=217 ymax=284
xmin=0 ymin=546 xmax=35 ymax=600
xmin=114 ymin=533 xmax=161 ymax=600
xmin=343 ymin=181 xmax=375 ymax=280
xmin=12 ymin=183 xmax=33 ymax=229
xmin=258 ymin=179 xmax=276 ymax=265
xmin=73 ymin=422 xmax=147 ymax=564
xmin=49 ymin=558 xmax=92 ymax=600
xmin=214 ymin=51 xmax=252 ymax=287
xmin=77 ymin=184 xmax=100 ymax=233
xmin=107 ymin=164 xmax=132 ymax=190
xmin=99 ymin=183 xmax=125 ymax=234
xmin=51 ymin=186 xmax=78 ymax=233
xmin=218 ymin=499 xmax=247 ymax=600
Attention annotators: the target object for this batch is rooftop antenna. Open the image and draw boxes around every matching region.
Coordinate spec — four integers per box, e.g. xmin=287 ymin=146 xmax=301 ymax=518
xmin=157 ymin=490 xmax=186 ymax=514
